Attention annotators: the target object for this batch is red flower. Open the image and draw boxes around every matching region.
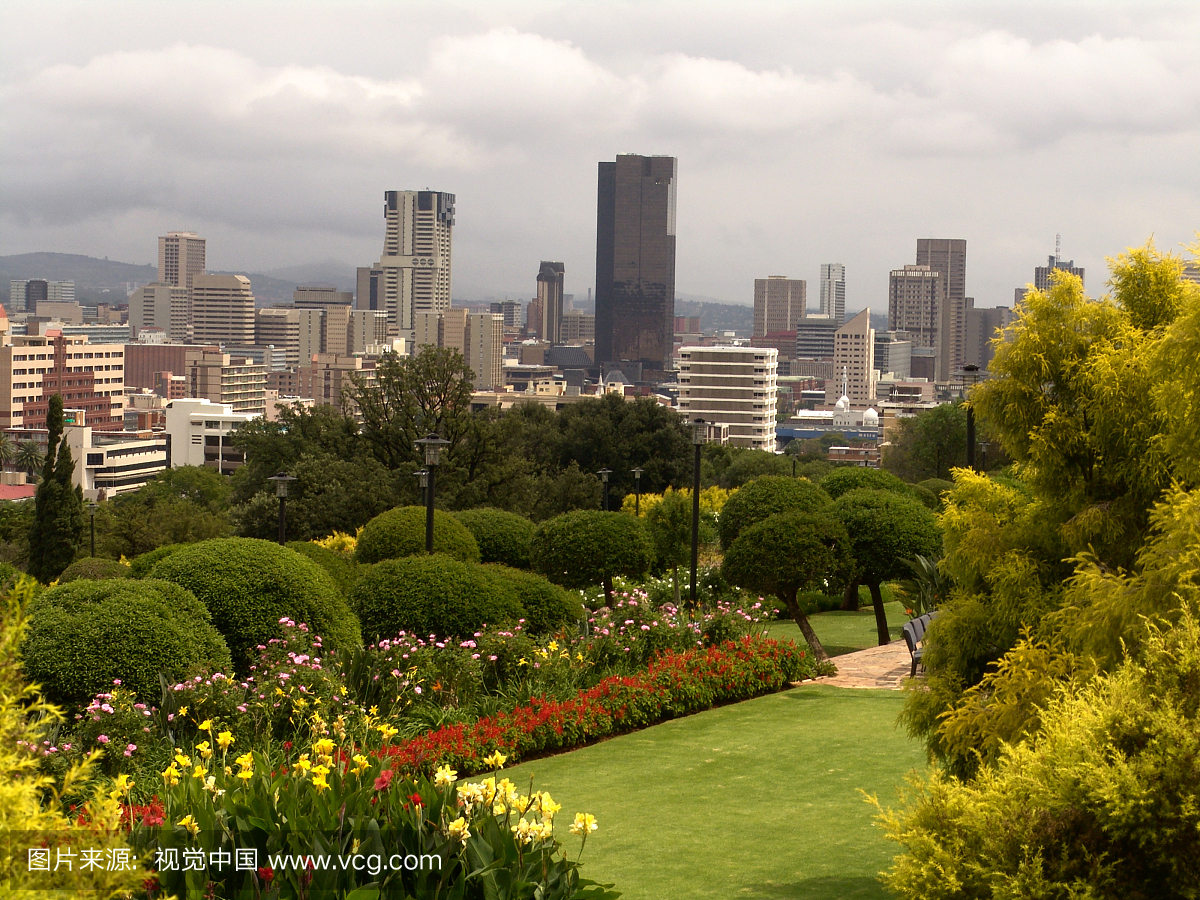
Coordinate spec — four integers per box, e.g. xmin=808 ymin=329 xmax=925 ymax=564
xmin=257 ymin=866 xmax=274 ymax=884
xmin=374 ymin=769 xmax=394 ymax=791
xmin=408 ymin=792 xmax=423 ymax=806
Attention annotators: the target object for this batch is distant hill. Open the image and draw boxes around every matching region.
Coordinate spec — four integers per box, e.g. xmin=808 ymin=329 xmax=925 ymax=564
xmin=0 ymin=252 xmax=331 ymax=308
xmin=676 ymin=295 xmax=753 ymax=336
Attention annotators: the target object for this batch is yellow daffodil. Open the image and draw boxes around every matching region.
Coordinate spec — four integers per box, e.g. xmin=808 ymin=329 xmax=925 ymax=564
xmin=446 ymin=817 xmax=470 ymax=844
xmin=177 ymin=814 xmax=200 ymax=837
xmin=216 ymin=730 xmax=234 ymax=752
xmin=162 ymin=764 xmax=181 ymax=787
xmin=434 ymin=765 xmax=457 ymax=787
xmin=197 ymin=741 xmax=213 ymax=760
xmin=198 ymin=719 xmax=212 ymax=732
xmin=570 ymin=812 xmax=598 ymax=836
xmin=484 ymin=750 xmax=507 ymax=769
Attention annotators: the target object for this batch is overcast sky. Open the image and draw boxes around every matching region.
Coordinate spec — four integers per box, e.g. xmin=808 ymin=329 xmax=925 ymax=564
xmin=2 ymin=0 xmax=1198 ymax=307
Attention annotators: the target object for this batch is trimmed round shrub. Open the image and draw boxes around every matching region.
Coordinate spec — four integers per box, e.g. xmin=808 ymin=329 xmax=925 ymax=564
xmin=917 ymin=478 xmax=956 ymax=509
xmin=718 ymin=476 xmax=832 ymax=550
xmin=453 ymin=508 xmax=537 ymax=570
xmin=149 ymin=537 xmax=362 ymax=670
xmin=350 ymin=555 xmax=525 ymax=641
xmin=820 ymin=467 xmax=912 ymax=500
xmin=287 ymin=540 xmax=361 ymax=598
xmin=23 ymin=578 xmax=231 ymax=705
xmin=129 ymin=543 xmax=188 ymax=579
xmin=530 ymin=511 xmax=654 ymax=590
xmin=355 ymin=506 xmax=480 ymax=565
xmin=58 ymin=557 xmax=131 ymax=583
xmin=483 ymin=564 xmax=584 ymax=634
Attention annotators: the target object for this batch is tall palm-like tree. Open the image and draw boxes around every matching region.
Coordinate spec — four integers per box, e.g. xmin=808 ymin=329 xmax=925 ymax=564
xmin=0 ymin=433 xmax=15 ymax=471
xmin=16 ymin=440 xmax=44 ymax=481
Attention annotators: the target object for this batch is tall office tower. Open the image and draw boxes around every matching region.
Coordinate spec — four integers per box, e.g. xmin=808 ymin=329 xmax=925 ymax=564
xmin=963 ymin=298 xmax=1015 ymax=370
xmin=355 ymin=266 xmax=384 ymax=310
xmin=915 ymin=238 xmax=967 ymax=377
xmin=158 ymin=232 xmax=206 ymax=291
xmin=537 ymin=262 xmax=566 ymax=344
xmin=753 ymin=276 xmax=805 ymax=337
xmin=875 ymin=331 xmax=912 ymax=379
xmin=829 ymin=308 xmax=876 ymax=403
xmin=255 ymin=307 xmax=322 ymax=368
xmin=677 ymin=346 xmax=777 ymax=450
xmin=413 ymin=308 xmax=467 ymax=356
xmin=466 ymin=313 xmax=505 ymax=390
xmin=489 ymin=300 xmax=523 ymax=328
xmin=1034 ymin=255 xmax=1085 ymax=291
xmin=525 ymin=298 xmax=544 ymax=339
xmin=25 ymin=280 xmax=48 ymax=312
xmin=374 ymin=190 xmax=454 ymax=332
xmin=294 ymin=286 xmax=353 ymax=355
xmin=191 ymin=274 xmax=255 ymax=345
xmin=819 ymin=264 xmax=846 ymax=325
xmin=130 ymin=283 xmax=190 ymax=343
xmin=888 ymin=265 xmax=949 ymax=378
xmin=795 ymin=316 xmax=839 ymax=360
xmin=595 ymin=154 xmax=677 ymax=377
xmin=349 ymin=309 xmax=390 ymax=354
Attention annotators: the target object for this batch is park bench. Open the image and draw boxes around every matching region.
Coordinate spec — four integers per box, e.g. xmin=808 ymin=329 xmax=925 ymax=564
xmin=901 ymin=611 xmax=939 ymax=678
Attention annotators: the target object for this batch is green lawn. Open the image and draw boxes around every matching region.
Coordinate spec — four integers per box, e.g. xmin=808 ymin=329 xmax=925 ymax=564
xmin=761 ymin=601 xmax=909 ymax=657
xmin=503 ymin=685 xmax=923 ymax=900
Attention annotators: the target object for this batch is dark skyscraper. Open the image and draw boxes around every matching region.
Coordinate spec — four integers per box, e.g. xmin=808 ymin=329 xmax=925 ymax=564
xmin=595 ymin=154 xmax=677 ymax=376
xmin=536 ymin=261 xmax=565 ymax=344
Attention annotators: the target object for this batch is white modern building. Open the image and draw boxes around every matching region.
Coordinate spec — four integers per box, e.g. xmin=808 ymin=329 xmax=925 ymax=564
xmin=677 ymin=345 xmax=778 ymax=450
xmin=164 ymin=398 xmax=258 ymax=474
xmin=65 ymin=420 xmax=168 ymax=499
xmin=374 ymin=189 xmax=454 ymax=334
xmin=819 ymin=264 xmax=846 ymax=325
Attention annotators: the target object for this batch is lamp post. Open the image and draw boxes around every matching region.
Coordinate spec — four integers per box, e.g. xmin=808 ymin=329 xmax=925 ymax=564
xmin=267 ymin=472 xmax=297 ymax=545
xmin=690 ymin=418 xmax=707 ymax=608
xmin=87 ymin=501 xmax=97 ymax=557
xmin=980 ymin=440 xmax=990 ymax=474
xmin=631 ymin=467 xmax=644 ymax=516
xmin=597 ymin=468 xmax=612 ymax=511
xmin=962 ymin=364 xmax=980 ymax=470
xmin=414 ymin=469 xmax=429 ymax=507
xmin=415 ymin=433 xmax=450 ymax=554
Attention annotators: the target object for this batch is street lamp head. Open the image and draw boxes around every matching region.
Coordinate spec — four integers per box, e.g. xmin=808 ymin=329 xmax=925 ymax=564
xmin=87 ymin=501 xmax=98 ymax=516
xmin=267 ymin=471 xmax=297 ymax=498
xmin=414 ymin=469 xmax=429 ymax=489
xmin=631 ymin=467 xmax=643 ymax=482
xmin=597 ymin=468 xmax=612 ymax=484
xmin=415 ymin=433 xmax=451 ymax=467
xmin=691 ymin=418 xmax=707 ymax=446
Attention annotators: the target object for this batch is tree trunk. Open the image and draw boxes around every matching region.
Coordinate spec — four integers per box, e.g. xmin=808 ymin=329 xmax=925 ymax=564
xmin=781 ymin=589 xmax=829 ymax=661
xmin=602 ymin=573 xmax=613 ymax=606
xmin=841 ymin=579 xmax=860 ymax=611
xmin=868 ymin=580 xmax=891 ymax=646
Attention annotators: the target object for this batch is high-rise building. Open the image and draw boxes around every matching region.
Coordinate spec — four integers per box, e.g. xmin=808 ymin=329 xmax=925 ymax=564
xmin=466 ymin=313 xmax=505 ymax=390
xmin=828 ymin=308 xmax=875 ymax=404
xmin=677 ymin=346 xmax=777 ymax=450
xmin=294 ymin=286 xmax=353 ymax=356
xmin=819 ymin=264 xmax=846 ymax=325
xmin=964 ymin=299 xmax=1015 ymax=370
xmin=753 ymin=276 xmax=805 ymax=337
xmin=537 ymin=262 xmax=566 ymax=344
xmin=158 ymin=231 xmax=206 ymax=291
xmin=413 ymin=308 xmax=467 ymax=356
xmin=355 ymin=265 xmax=384 ymax=311
xmin=130 ymin=283 xmax=190 ymax=343
xmin=374 ymin=190 xmax=454 ymax=332
xmin=914 ymin=239 xmax=967 ymax=378
xmin=560 ymin=310 xmax=595 ymax=343
xmin=255 ymin=307 xmax=322 ymax=368
xmin=795 ymin=316 xmax=839 ymax=360
xmin=349 ymin=309 xmax=390 ymax=355
xmin=874 ymin=332 xmax=912 ymax=379
xmin=191 ymin=274 xmax=255 ymax=345
xmin=1034 ymin=255 xmax=1085 ymax=292
xmin=489 ymin=300 xmax=524 ymax=328
xmin=525 ymin=298 xmax=544 ymax=339
xmin=0 ymin=327 xmax=126 ymax=432
xmin=889 ymin=264 xmax=961 ymax=382
xmin=595 ymin=154 xmax=677 ymax=376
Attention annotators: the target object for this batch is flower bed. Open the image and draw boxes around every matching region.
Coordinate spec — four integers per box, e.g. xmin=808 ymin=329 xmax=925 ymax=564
xmin=381 ymin=637 xmax=822 ymax=776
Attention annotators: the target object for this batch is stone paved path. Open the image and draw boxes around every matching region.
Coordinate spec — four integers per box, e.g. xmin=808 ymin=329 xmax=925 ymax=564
xmin=798 ymin=639 xmax=915 ymax=690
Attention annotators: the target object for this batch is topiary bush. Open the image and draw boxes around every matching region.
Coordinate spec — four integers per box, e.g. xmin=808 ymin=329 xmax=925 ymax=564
xmin=917 ymin=478 xmax=956 ymax=509
xmin=530 ymin=510 xmax=654 ymax=595
xmin=287 ymin=540 xmax=361 ymax=598
xmin=22 ymin=578 xmax=231 ymax=705
xmin=453 ymin=508 xmax=537 ymax=570
xmin=820 ymin=467 xmax=913 ymax=500
xmin=349 ymin=555 xmax=525 ymax=641
xmin=483 ymin=564 xmax=584 ymax=634
xmin=355 ymin=506 xmax=480 ymax=565
xmin=58 ymin=557 xmax=131 ymax=583
xmin=717 ymin=475 xmax=832 ymax=550
xmin=148 ymin=537 xmax=362 ymax=670
xmin=129 ymin=543 xmax=187 ymax=579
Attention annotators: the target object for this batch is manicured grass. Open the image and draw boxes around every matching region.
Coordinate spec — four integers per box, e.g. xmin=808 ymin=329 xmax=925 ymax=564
xmin=503 ymin=685 xmax=923 ymax=900
xmin=762 ymin=601 xmax=909 ymax=657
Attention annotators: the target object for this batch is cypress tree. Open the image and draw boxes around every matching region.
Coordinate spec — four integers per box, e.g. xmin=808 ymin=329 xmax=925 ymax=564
xmin=27 ymin=395 xmax=84 ymax=583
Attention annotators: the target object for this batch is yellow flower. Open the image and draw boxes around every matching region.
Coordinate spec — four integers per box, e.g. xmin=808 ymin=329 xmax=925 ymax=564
xmin=351 ymin=754 xmax=371 ymax=776
xmin=294 ymin=753 xmax=312 ymax=774
xmin=174 ymin=752 xmax=191 ymax=768
xmin=109 ymin=773 xmax=134 ymax=801
xmin=311 ymin=764 xmax=330 ymax=779
xmin=446 ymin=817 xmax=471 ymax=844
xmin=224 ymin=766 xmax=232 ymax=776
xmin=570 ymin=812 xmax=598 ymax=836
xmin=518 ymin=657 xmax=529 ymax=666
xmin=162 ymin=764 xmax=181 ymax=787
xmin=236 ymin=751 xmax=255 ymax=770
xmin=177 ymin=814 xmax=200 ymax=837
xmin=483 ymin=750 xmax=507 ymax=769
xmin=312 ymin=773 xmax=330 ymax=792
xmin=198 ymin=719 xmax=213 ymax=732
xmin=192 ymin=764 xmax=206 ymax=779
xmin=237 ymin=769 xmax=254 ymax=783
xmin=377 ymin=723 xmax=398 ymax=741
xmin=528 ymin=820 xmax=554 ymax=842
xmin=511 ymin=818 xmax=533 ymax=844
xmin=434 ymin=765 xmax=457 ymax=787
xmin=197 ymin=741 xmax=213 ymax=760
xmin=548 ymin=640 xmax=559 ymax=652
xmin=457 ymin=782 xmax=484 ymax=808
xmin=178 ymin=705 xmax=188 ymax=716
xmin=217 ymin=730 xmax=234 ymax=752
xmin=537 ymin=792 xmax=561 ymax=819
xmin=312 ymin=737 xmax=335 ymax=761
xmin=515 ymin=794 xmax=531 ymax=814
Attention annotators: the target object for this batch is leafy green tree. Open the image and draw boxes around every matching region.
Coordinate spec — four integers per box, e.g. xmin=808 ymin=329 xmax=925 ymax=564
xmin=717 ymin=475 xmax=831 ymax=550
xmin=882 ymin=402 xmax=968 ymax=481
xmin=27 ymin=395 xmax=83 ymax=583
xmin=701 ymin=445 xmax=792 ymax=489
xmin=0 ymin=433 xmax=15 ymax=470
xmin=722 ymin=510 xmax=853 ymax=660
xmin=98 ymin=466 xmax=232 ymax=558
xmin=645 ymin=488 xmax=717 ymax=605
xmin=530 ymin=510 xmax=654 ymax=600
xmin=830 ymin=489 xmax=942 ymax=645
xmin=15 ymin=440 xmax=42 ymax=480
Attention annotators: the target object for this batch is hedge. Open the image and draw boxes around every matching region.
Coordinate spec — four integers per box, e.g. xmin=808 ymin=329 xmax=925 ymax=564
xmin=820 ymin=467 xmax=913 ymax=500
xmin=287 ymin=540 xmax=361 ymax=598
xmin=22 ymin=578 xmax=231 ymax=705
xmin=58 ymin=557 xmax=131 ymax=583
xmin=148 ymin=538 xmax=361 ymax=671
xmin=379 ymin=637 xmax=818 ymax=776
xmin=482 ymin=564 xmax=584 ymax=634
xmin=355 ymin=506 xmax=480 ymax=565
xmin=350 ymin=554 xmax=525 ymax=641
xmin=453 ymin=508 xmax=537 ymax=570
xmin=129 ymin=543 xmax=187 ymax=579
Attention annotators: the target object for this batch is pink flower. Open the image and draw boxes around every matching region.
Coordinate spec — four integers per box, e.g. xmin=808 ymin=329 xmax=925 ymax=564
xmin=112 ymin=679 xmax=122 ymax=685
xmin=96 ymin=734 xmax=110 ymax=744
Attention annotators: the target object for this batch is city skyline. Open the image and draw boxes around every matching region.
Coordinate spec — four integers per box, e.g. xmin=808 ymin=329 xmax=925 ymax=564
xmin=2 ymin=2 xmax=1199 ymax=309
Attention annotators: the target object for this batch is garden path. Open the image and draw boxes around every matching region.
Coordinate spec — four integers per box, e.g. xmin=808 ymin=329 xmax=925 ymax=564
xmin=803 ymin=639 xmax=915 ymax=690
